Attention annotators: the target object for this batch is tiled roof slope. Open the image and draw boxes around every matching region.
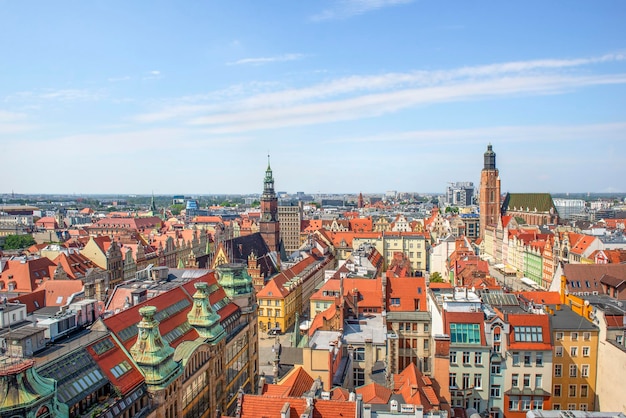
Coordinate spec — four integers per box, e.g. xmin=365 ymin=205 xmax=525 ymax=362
xmin=502 ymin=193 xmax=556 ymax=213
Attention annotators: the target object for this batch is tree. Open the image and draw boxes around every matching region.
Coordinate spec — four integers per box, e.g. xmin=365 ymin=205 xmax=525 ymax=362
xmin=429 ymin=272 xmax=444 ymax=283
xmin=170 ymin=204 xmax=184 ymax=216
xmin=3 ymin=234 xmax=36 ymax=250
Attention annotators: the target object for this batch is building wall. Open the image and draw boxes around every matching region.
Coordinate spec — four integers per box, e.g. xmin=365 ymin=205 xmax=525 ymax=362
xmin=353 ymin=234 xmax=427 ymax=275
xmin=278 ymin=204 xmax=302 ymax=254
xmin=594 ymin=309 xmax=626 ymax=413
xmin=551 ymin=329 xmax=598 ymax=412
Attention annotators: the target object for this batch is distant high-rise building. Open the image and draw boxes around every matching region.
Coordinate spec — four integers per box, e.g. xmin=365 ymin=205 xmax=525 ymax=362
xmin=479 ymin=144 xmax=501 ymax=240
xmin=259 ymin=156 xmax=280 ymax=253
xmin=278 ymin=202 xmax=302 ymax=254
xmin=446 ymin=182 xmax=475 ymax=206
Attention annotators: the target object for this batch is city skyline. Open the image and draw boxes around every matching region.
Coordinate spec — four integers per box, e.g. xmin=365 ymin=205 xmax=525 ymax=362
xmin=1 ymin=1 xmax=625 ymax=195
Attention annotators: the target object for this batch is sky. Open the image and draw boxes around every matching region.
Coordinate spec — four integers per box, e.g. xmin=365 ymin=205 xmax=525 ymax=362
xmin=1 ymin=0 xmax=625 ymax=196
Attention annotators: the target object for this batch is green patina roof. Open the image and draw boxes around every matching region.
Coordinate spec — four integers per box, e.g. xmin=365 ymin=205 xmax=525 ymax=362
xmin=130 ymin=306 xmax=182 ymax=388
xmin=187 ymin=282 xmax=226 ymax=344
xmin=0 ymin=360 xmax=57 ymax=412
xmin=503 ymin=193 xmax=557 ymax=214
xmin=216 ymin=263 xmax=253 ymax=298
xmin=173 ymin=340 xmax=206 ymax=366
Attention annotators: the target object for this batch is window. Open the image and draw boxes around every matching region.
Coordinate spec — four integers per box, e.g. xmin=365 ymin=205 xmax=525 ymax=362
xmin=582 ymin=346 xmax=590 ymax=357
xmin=570 ymin=347 xmax=578 ymax=357
xmin=555 ymin=347 xmax=563 ymax=357
xmin=534 ymin=399 xmax=544 ymax=410
xmin=580 ymin=404 xmax=588 ymax=412
xmin=536 ymin=352 xmax=543 ymax=366
xmin=512 ymin=374 xmax=519 ymax=387
xmin=556 ymin=332 xmax=563 ymax=340
xmin=553 ymin=404 xmax=561 ymax=410
xmin=554 ymin=384 xmax=562 ymax=397
xmin=581 ymin=364 xmax=589 ymax=377
xmin=450 ymin=373 xmax=457 ymax=388
xmin=423 ymin=339 xmax=429 ymax=350
xmin=569 ymin=365 xmax=577 ymax=378
xmin=462 ymin=373 xmax=470 ymax=389
xmin=424 ymin=323 xmax=429 ymax=333
xmin=490 ymin=385 xmax=501 ymax=398
xmin=449 ymin=323 xmax=481 ymax=344
xmin=354 ymin=347 xmax=365 ymax=361
xmin=275 ymin=300 xmax=279 ymax=306
xmin=475 ymin=351 xmax=482 ymax=365
xmin=491 ymin=364 xmax=501 ymax=375
xmin=450 ymin=351 xmax=457 ymax=364
xmin=512 ymin=352 xmax=520 ymax=366
xmin=569 ymin=385 xmax=577 ymax=397
xmin=571 ymin=332 xmax=578 ymax=341
xmin=523 ymin=374 xmax=530 ymax=387
xmin=554 ymin=364 xmax=562 ymax=377
xmin=463 ymin=351 xmax=471 ymax=364
xmin=391 ymin=298 xmax=400 ymax=306
xmin=583 ymin=332 xmax=590 ymax=341
xmin=524 ymin=352 xmax=531 ymax=366
xmin=474 ymin=373 xmax=482 ymax=389
xmin=509 ymin=398 xmax=519 ymax=411
xmin=258 ymin=308 xmax=264 ymax=316
xmin=535 ymin=374 xmax=542 ymax=389
xmin=568 ymin=404 xmax=576 ymax=411
xmin=581 ymin=385 xmax=588 ymax=398
xmin=521 ymin=397 xmax=531 ymax=411
xmin=353 ymin=368 xmax=365 ymax=387
xmin=514 ymin=326 xmax=544 ymax=342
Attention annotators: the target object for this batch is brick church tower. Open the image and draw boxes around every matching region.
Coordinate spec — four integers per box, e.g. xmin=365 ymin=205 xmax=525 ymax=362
xmin=259 ymin=156 xmax=280 ymax=253
xmin=479 ymin=144 xmax=501 ymax=240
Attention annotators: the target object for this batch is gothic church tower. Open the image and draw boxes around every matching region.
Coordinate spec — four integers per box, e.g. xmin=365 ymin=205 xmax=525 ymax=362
xmin=259 ymin=156 xmax=280 ymax=253
xmin=479 ymin=144 xmax=501 ymax=240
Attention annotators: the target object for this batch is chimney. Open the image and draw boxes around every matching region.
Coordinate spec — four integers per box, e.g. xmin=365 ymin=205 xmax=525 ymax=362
xmin=414 ymin=405 xmax=424 ymax=418
xmin=280 ymin=402 xmax=291 ymax=418
xmin=365 ymin=339 xmax=373 ymax=385
xmin=258 ymin=372 xmax=266 ymax=394
xmin=433 ymin=335 xmax=451 ymax=404
xmin=363 ymin=404 xmax=372 ymax=418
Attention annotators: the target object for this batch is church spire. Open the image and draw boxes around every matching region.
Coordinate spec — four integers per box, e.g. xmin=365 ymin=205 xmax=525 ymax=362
xmin=263 ymin=154 xmax=276 ymax=199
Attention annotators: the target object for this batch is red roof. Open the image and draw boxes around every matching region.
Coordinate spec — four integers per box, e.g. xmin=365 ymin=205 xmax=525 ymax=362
xmin=239 ymin=394 xmax=356 ymax=418
xmin=39 ymin=280 xmax=84 ymax=306
xmin=8 ymin=289 xmax=45 ymax=313
xmin=507 ymin=313 xmax=552 ymax=350
xmin=0 ymin=258 xmax=57 ymax=293
xmin=356 ymin=382 xmax=392 ymax=404
xmin=515 ymin=291 xmax=561 ymax=305
xmin=443 ymin=311 xmax=487 ymax=345
xmin=86 ymin=335 xmax=144 ymax=395
xmin=386 ymin=276 xmax=427 ymax=312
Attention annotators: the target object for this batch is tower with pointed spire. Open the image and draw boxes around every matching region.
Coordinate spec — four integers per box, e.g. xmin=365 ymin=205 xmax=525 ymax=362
xmin=259 ymin=155 xmax=280 ymax=253
xmin=479 ymin=144 xmax=501 ymax=240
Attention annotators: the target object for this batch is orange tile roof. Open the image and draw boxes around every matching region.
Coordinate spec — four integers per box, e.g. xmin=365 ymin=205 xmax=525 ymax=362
xmin=0 ymin=258 xmax=56 ymax=293
xmin=356 ymin=382 xmax=392 ymax=404
xmin=331 ymin=387 xmax=350 ymax=401
xmin=39 ymin=280 xmax=84 ymax=306
xmin=515 ymin=291 xmax=561 ymax=305
xmin=239 ymin=394 xmax=356 ymax=418
xmin=276 ymin=366 xmax=315 ymax=397
xmin=506 ymin=313 xmax=552 ymax=350
xmin=386 ymin=276 xmax=427 ymax=312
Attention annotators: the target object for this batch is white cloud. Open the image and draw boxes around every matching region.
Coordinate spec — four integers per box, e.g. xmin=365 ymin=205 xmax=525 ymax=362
xmin=188 ymin=73 xmax=626 ymax=133
xmin=312 ymin=0 xmax=414 ymax=21
xmin=227 ymin=53 xmax=305 ymax=66
xmin=5 ymin=89 xmax=104 ymax=102
xmin=130 ymin=53 xmax=626 ymax=133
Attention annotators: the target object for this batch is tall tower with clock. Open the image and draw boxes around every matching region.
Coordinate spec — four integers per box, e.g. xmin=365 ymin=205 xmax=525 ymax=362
xmin=259 ymin=156 xmax=280 ymax=253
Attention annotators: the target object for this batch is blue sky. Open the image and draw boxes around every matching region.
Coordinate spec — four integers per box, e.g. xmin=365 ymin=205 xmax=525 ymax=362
xmin=1 ymin=0 xmax=625 ymax=195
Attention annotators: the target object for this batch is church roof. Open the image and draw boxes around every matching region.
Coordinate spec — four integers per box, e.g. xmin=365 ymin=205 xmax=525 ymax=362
xmin=502 ymin=193 xmax=557 ymax=214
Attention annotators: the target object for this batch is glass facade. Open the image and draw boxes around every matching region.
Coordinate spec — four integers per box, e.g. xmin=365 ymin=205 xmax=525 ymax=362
xmin=450 ymin=323 xmax=481 ymax=344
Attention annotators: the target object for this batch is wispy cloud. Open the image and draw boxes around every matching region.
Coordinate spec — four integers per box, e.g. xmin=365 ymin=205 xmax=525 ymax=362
xmin=311 ymin=0 xmax=414 ymax=21
xmin=227 ymin=53 xmax=305 ymax=66
xmin=108 ymin=75 xmax=131 ymax=82
xmin=6 ymin=88 xmax=105 ymax=102
xmin=131 ymin=53 xmax=626 ymax=133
